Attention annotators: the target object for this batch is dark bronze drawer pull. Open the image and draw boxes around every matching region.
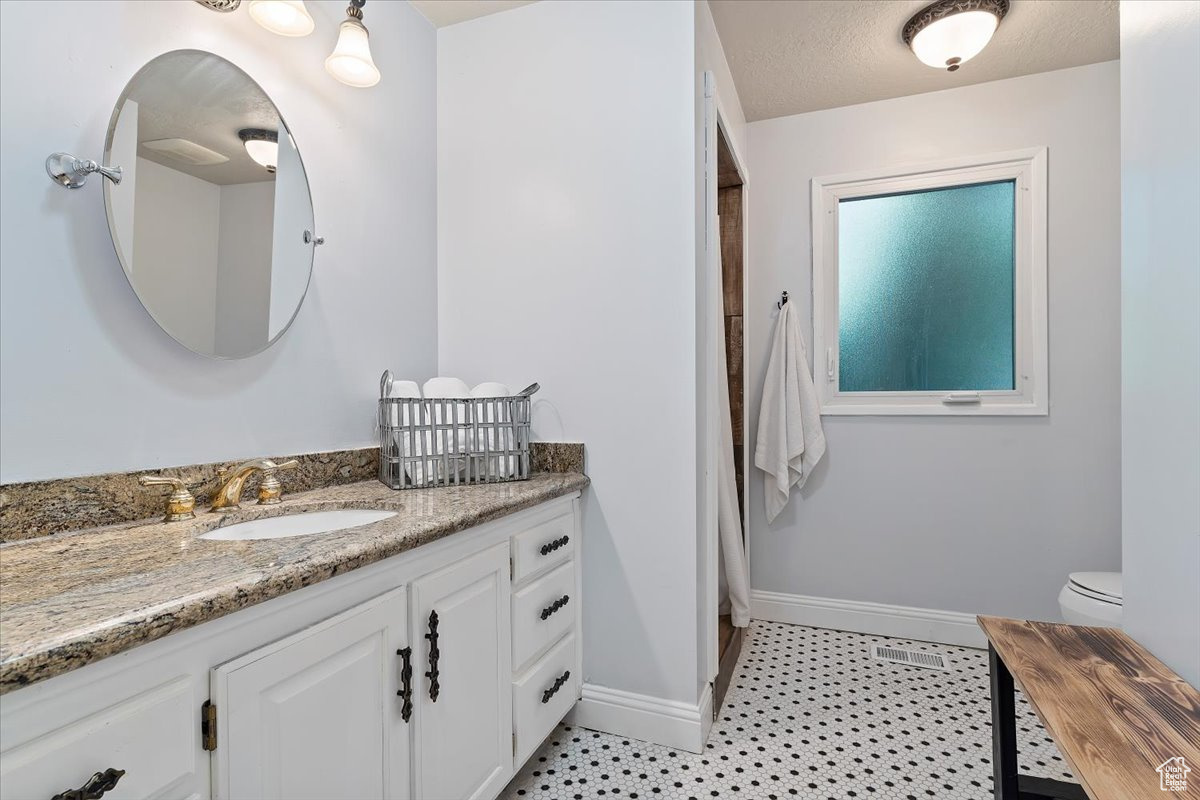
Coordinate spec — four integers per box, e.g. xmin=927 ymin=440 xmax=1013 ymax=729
xmin=541 ymin=669 xmax=571 ymax=704
xmin=425 ymin=610 xmax=440 ymax=702
xmin=538 ymin=535 xmax=569 ymax=556
xmin=540 ymin=594 xmax=570 ymax=621
xmin=397 ymin=645 xmax=414 ymax=722
xmin=52 ymin=768 xmax=126 ymax=800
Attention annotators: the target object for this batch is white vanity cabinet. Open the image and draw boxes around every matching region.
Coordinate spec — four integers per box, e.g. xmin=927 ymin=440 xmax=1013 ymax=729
xmin=210 ymin=589 xmax=411 ymax=800
xmin=411 ymin=544 xmax=512 ymax=800
xmin=0 ymin=494 xmax=582 ymax=800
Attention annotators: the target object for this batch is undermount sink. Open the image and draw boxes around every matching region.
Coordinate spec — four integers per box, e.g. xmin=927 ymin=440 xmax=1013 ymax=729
xmin=199 ymin=509 xmax=399 ymax=541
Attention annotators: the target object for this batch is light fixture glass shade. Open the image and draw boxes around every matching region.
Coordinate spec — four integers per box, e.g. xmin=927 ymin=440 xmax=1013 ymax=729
xmin=248 ymin=0 xmax=315 ymax=37
xmin=909 ymin=10 xmax=1000 ymax=70
xmin=243 ymin=139 xmax=279 ymax=172
xmin=325 ymin=18 xmax=381 ymax=87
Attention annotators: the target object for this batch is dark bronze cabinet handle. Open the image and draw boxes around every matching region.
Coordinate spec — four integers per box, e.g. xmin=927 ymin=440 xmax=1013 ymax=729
xmin=538 ymin=535 xmax=570 ymax=556
xmin=425 ymin=610 xmax=440 ymax=702
xmin=541 ymin=670 xmax=571 ymax=704
xmin=540 ymin=594 xmax=570 ymax=621
xmin=396 ymin=646 xmax=413 ymax=722
xmin=52 ymin=768 xmax=126 ymax=800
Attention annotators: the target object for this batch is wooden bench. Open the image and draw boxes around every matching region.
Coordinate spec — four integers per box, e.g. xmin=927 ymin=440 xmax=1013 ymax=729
xmin=978 ymin=616 xmax=1200 ymax=800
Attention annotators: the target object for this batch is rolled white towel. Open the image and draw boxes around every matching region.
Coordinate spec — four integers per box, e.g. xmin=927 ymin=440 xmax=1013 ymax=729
xmin=388 ymin=380 xmax=420 ymax=399
xmin=422 ymin=378 xmax=472 ymax=483
xmin=384 ymin=380 xmax=425 ymax=485
xmin=471 ymin=383 xmax=514 ymax=479
xmin=422 ymin=377 xmax=471 ymax=398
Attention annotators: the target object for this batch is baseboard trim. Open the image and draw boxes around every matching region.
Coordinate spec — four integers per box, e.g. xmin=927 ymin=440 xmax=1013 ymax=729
xmin=568 ymin=682 xmax=711 ymax=753
xmin=750 ymin=589 xmax=988 ymax=649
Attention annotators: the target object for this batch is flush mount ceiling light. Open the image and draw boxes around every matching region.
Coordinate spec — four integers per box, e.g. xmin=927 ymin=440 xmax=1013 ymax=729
xmin=248 ymin=0 xmax=315 ymax=36
xmin=326 ymin=0 xmax=381 ymax=88
xmin=239 ymin=128 xmax=279 ymax=173
xmin=902 ymin=0 xmax=1009 ymax=72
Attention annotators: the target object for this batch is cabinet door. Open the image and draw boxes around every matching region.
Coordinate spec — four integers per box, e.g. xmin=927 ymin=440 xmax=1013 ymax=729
xmin=412 ymin=543 xmax=512 ymax=800
xmin=211 ymin=589 xmax=411 ymax=800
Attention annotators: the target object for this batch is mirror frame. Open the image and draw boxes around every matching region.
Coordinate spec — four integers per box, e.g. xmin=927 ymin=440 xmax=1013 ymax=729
xmin=102 ymin=49 xmax=317 ymax=360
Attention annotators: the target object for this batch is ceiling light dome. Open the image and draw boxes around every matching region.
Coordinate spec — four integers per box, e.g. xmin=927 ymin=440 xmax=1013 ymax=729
xmin=902 ymin=0 xmax=1009 ymax=72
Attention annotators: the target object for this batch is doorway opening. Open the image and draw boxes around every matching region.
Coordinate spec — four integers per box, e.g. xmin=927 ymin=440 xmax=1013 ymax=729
xmin=715 ymin=124 xmax=746 ymax=713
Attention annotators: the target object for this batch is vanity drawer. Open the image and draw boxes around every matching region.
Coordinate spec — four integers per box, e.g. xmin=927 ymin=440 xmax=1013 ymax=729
xmin=513 ymin=633 xmax=578 ymax=765
xmin=0 ymin=676 xmax=197 ymax=800
xmin=511 ymin=512 xmax=574 ymax=584
xmin=512 ymin=560 xmax=576 ymax=671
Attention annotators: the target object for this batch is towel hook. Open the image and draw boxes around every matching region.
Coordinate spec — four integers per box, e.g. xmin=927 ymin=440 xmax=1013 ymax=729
xmin=777 ymin=290 xmax=789 ymax=309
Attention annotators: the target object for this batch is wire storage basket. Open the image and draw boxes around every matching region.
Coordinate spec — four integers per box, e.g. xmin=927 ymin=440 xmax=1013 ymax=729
xmin=378 ymin=371 xmax=537 ymax=490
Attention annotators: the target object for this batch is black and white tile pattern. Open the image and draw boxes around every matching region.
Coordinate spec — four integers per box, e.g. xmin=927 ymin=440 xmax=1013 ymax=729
xmin=503 ymin=622 xmax=1074 ymax=800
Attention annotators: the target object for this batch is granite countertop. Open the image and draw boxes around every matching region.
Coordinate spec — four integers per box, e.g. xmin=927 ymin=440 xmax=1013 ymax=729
xmin=0 ymin=473 xmax=588 ymax=694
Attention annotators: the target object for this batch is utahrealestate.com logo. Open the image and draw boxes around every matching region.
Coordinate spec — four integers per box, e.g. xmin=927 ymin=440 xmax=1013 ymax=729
xmin=1157 ymin=757 xmax=1191 ymax=792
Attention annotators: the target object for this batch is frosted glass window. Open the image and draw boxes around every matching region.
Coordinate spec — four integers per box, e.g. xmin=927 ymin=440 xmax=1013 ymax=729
xmin=837 ymin=180 xmax=1015 ymax=393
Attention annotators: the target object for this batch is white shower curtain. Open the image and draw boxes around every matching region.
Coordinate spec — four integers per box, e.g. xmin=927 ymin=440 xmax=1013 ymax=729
xmin=716 ymin=233 xmax=750 ymax=628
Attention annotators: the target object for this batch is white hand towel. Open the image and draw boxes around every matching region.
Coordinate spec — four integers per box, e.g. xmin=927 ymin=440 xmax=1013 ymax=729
xmin=754 ymin=302 xmax=826 ymax=523
xmin=472 ymin=383 xmax=514 ymax=478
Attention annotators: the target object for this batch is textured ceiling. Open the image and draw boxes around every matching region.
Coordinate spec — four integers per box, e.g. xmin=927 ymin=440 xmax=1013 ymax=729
xmin=708 ymin=0 xmax=1119 ymax=121
xmin=409 ymin=0 xmax=536 ymax=27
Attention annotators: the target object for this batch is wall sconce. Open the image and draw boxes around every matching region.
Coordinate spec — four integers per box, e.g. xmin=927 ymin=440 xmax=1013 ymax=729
xmin=325 ymin=1 xmax=381 ymax=87
xmin=248 ymin=0 xmax=315 ymax=37
xmin=194 ymin=0 xmax=381 ymax=87
xmin=902 ymin=0 xmax=1009 ymax=72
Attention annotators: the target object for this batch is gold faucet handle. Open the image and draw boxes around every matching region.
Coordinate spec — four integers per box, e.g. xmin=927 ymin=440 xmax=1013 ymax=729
xmin=257 ymin=459 xmax=300 ymax=505
xmin=138 ymin=475 xmax=196 ymax=522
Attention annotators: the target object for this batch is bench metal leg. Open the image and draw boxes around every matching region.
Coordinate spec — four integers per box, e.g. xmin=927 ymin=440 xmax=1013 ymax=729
xmin=990 ymin=644 xmax=1021 ymax=799
xmin=989 ymin=644 xmax=1090 ymax=800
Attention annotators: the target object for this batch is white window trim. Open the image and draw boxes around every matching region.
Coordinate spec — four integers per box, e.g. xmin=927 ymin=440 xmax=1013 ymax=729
xmin=811 ymin=147 xmax=1048 ymax=416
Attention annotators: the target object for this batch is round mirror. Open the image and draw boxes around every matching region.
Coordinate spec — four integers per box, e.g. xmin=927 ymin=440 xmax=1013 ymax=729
xmin=103 ymin=50 xmax=316 ymax=359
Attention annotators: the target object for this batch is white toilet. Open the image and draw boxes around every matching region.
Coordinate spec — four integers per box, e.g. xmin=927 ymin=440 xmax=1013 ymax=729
xmin=1058 ymin=571 xmax=1123 ymax=627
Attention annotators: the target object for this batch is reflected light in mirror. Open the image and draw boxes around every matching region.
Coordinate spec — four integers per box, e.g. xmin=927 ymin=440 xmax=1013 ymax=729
xmin=248 ymin=0 xmax=315 ymax=37
xmin=239 ymin=128 xmax=279 ymax=173
xmin=325 ymin=12 xmax=381 ymax=87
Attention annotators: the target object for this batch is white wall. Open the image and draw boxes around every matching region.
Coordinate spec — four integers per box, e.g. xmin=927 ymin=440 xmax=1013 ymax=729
xmin=696 ymin=2 xmax=746 ymax=160
xmin=216 ymin=180 xmax=275 ymax=356
xmin=746 ymin=62 xmax=1122 ymax=623
xmin=437 ymin=0 xmax=702 ymax=706
xmin=133 ymin=157 xmax=221 ymax=355
xmin=1119 ymin=1 xmax=1200 ymax=688
xmin=0 ymin=0 xmax=437 ymax=482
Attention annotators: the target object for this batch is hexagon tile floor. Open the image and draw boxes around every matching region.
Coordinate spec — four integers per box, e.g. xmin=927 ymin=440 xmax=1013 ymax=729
xmin=501 ymin=621 xmax=1074 ymax=800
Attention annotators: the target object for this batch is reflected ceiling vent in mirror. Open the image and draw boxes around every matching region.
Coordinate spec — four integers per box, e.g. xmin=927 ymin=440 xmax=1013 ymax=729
xmin=902 ymin=0 xmax=1009 ymax=72
xmin=142 ymin=138 xmax=230 ymax=166
xmin=239 ymin=129 xmax=279 ymax=173
xmin=248 ymin=0 xmax=315 ymax=37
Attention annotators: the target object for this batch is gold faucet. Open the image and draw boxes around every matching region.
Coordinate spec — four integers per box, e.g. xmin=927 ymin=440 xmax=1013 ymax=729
xmin=138 ymin=475 xmax=197 ymax=522
xmin=210 ymin=458 xmax=300 ymax=512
